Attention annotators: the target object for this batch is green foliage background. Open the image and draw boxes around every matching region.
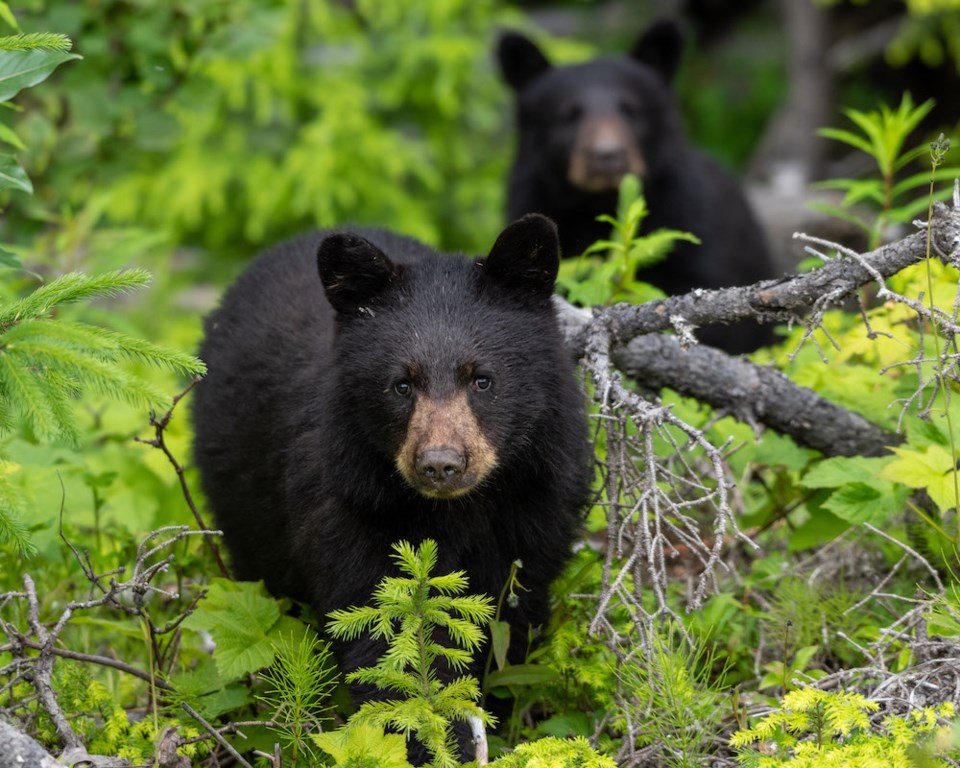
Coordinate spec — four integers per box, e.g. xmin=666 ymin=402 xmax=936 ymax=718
xmin=2 ymin=0 xmax=960 ymax=765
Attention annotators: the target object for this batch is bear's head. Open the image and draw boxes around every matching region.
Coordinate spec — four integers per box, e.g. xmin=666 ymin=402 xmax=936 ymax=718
xmin=316 ymin=215 xmax=566 ymax=501
xmin=498 ymin=19 xmax=685 ymax=194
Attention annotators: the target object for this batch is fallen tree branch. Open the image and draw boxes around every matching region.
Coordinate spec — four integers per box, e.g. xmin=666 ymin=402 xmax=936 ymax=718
xmin=556 ymin=195 xmax=960 ymax=457
xmin=593 ymin=199 xmax=960 ymax=345
xmin=613 ymin=335 xmax=898 ymax=457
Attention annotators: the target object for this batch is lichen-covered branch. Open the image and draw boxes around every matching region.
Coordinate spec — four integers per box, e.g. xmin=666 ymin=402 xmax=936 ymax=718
xmin=557 ymin=193 xmax=960 ymax=457
xmin=0 ymin=720 xmax=62 ymax=768
xmin=613 ymin=335 xmax=899 ymax=457
xmin=596 ymin=198 xmax=960 ymax=345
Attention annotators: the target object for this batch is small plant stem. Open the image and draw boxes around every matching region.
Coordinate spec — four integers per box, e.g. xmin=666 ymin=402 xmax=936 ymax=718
xmin=481 ymin=559 xmax=520 ymax=705
xmin=415 ymin=579 xmax=433 ymax=700
xmin=781 ymin=620 xmax=792 ymax=695
xmin=922 ymin=136 xmax=959 ymax=544
xmin=140 ymin=617 xmax=160 ymax=740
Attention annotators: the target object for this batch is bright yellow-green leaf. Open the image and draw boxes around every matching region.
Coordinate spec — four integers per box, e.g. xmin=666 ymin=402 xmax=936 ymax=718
xmin=879 ymin=444 xmax=960 ymax=513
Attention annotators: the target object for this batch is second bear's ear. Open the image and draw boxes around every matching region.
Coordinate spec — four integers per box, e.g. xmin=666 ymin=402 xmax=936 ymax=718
xmin=497 ymin=31 xmax=552 ymax=92
xmin=317 ymin=233 xmax=398 ymax=315
xmin=482 ymin=214 xmax=559 ymax=300
xmin=630 ymin=18 xmax=683 ymax=84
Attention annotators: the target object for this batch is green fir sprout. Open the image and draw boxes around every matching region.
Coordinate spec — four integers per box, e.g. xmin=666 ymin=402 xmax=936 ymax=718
xmin=0 ymin=32 xmax=72 ymax=52
xmin=489 ymin=735 xmax=616 ymax=767
xmin=556 ymin=173 xmax=699 ymax=306
xmin=326 ymin=539 xmax=495 ymax=768
xmin=257 ymin=631 xmax=338 ymax=766
xmin=731 ymin=688 xmax=957 ymax=767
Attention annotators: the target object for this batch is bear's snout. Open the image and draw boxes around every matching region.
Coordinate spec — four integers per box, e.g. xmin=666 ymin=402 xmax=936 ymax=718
xmin=568 ymin=116 xmax=646 ymax=192
xmin=395 ymin=391 xmax=497 ymax=499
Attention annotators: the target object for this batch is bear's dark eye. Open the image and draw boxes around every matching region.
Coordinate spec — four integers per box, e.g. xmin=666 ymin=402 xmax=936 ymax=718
xmin=393 ymin=380 xmax=413 ymax=397
xmin=559 ymin=104 xmax=582 ymax=124
xmin=618 ymin=100 xmax=640 ymax=119
xmin=473 ymin=375 xmax=492 ymax=392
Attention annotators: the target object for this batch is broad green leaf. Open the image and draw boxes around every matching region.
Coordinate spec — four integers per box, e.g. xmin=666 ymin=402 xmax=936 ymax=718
xmin=0 ymin=152 xmax=29 ymax=193
xmin=171 ymin=661 xmax=252 ymax=719
xmin=0 ymin=49 xmax=80 ymax=101
xmin=537 ymin=712 xmax=594 ymax=739
xmin=802 ymin=456 xmax=894 ymax=489
xmin=489 ymin=618 xmax=510 ymax=672
xmin=0 ymin=4 xmax=16 ymax=32
xmin=822 ymin=482 xmax=908 ymax=525
xmin=183 ymin=579 xmax=283 ymax=681
xmin=485 ymin=662 xmax=559 ymax=689
xmin=753 ymin=432 xmax=816 ymax=471
xmin=788 ymin=506 xmax=851 ymax=551
xmin=0 ymin=246 xmax=21 ymax=269
xmin=0 ymin=121 xmax=21 ymax=148
xmin=313 ymin=722 xmax=412 ymax=767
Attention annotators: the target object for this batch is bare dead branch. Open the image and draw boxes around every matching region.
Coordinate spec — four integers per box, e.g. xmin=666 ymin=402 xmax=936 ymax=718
xmin=0 ymin=639 xmax=173 ymax=691
xmin=0 ymin=527 xmax=219 ymax=759
xmin=612 ymin=334 xmax=899 ymax=457
xmin=135 ymin=377 xmax=230 ymax=578
xmin=556 ymin=197 xmax=960 ymax=458
xmin=595 ymin=199 xmax=959 ymax=345
xmin=181 ymin=703 xmax=255 ymax=768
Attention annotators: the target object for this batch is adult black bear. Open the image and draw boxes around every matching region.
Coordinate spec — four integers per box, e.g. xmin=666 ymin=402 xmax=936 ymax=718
xmin=192 ymin=215 xmax=591 ymax=705
xmin=497 ymin=20 xmax=776 ymax=353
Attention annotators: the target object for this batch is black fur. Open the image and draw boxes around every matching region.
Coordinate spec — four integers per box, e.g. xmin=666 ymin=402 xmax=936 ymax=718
xmin=192 ymin=216 xmax=591 ymax=689
xmin=497 ymin=20 xmax=776 ymax=353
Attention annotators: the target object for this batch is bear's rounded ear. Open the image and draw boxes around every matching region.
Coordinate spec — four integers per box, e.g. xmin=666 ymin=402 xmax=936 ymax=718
xmin=481 ymin=214 xmax=559 ymax=300
xmin=629 ymin=18 xmax=684 ymax=84
xmin=497 ymin=31 xmax=552 ymax=92
xmin=317 ymin=233 xmax=398 ymax=315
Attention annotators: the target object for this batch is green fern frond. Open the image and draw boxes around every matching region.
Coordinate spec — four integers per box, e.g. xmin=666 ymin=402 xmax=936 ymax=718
xmin=348 ymin=667 xmax=420 ymax=697
xmin=0 ymin=350 xmax=64 ymax=441
xmin=0 ymin=270 xmax=203 ymax=445
xmin=5 ymin=319 xmax=205 ymax=377
xmin=0 ymin=32 xmax=71 ymax=51
xmin=6 ymin=339 xmax=170 ymax=409
xmin=0 ymin=469 xmax=35 ymax=556
xmin=327 ymin=605 xmax=386 ymax=641
xmin=0 ymin=269 xmax=151 ymax=327
xmin=429 ymin=571 xmax=469 ymax=595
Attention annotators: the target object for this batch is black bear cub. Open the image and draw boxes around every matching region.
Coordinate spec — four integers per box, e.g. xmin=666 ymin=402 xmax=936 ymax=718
xmin=192 ymin=215 xmax=591 ymax=703
xmin=497 ymin=20 xmax=776 ymax=353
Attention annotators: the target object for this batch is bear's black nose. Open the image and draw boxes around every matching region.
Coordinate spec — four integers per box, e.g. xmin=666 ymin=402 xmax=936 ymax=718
xmin=587 ymin=145 xmax=629 ymax=175
xmin=416 ymin=447 xmax=466 ymax=485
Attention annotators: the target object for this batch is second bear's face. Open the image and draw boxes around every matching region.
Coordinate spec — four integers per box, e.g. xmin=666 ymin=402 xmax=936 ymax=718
xmin=316 ymin=215 xmax=567 ymax=501
xmin=498 ymin=20 xmax=685 ymax=194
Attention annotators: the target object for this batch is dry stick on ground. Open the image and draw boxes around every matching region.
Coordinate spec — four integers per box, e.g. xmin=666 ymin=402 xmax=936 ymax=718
xmin=0 ymin=720 xmax=62 ymax=768
xmin=0 ymin=527 xmax=217 ymax=765
xmin=135 ymin=377 xmax=230 ymax=578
